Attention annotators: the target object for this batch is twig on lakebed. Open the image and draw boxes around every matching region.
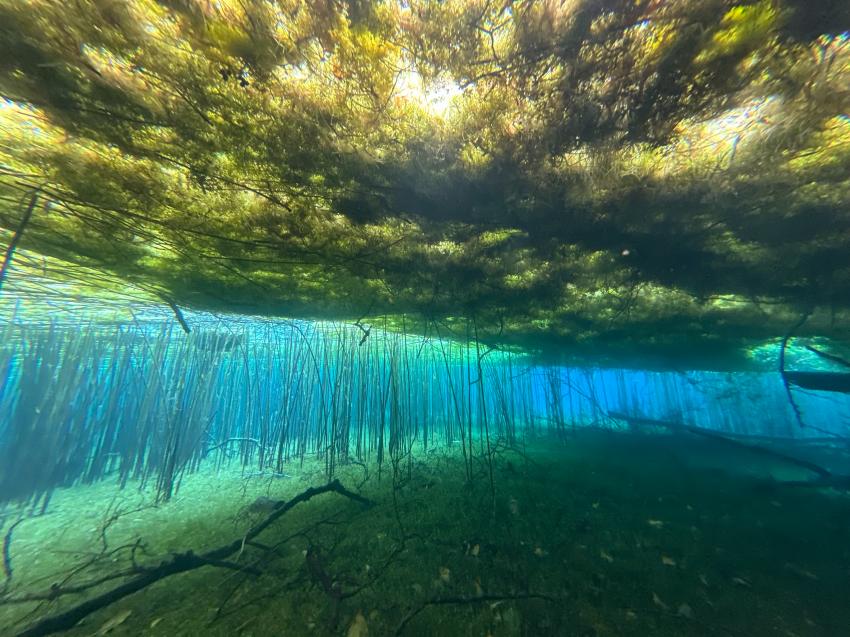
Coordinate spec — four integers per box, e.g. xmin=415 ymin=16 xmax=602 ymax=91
xmin=2 ymin=517 xmax=26 ymax=589
xmin=395 ymin=592 xmax=560 ymax=635
xmin=12 ymin=480 xmax=373 ymax=637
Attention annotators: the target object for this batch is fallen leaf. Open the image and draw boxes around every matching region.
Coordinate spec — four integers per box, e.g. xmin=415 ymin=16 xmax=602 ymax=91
xmin=731 ymin=576 xmax=752 ymax=588
xmin=677 ymin=603 xmax=693 ymax=619
xmin=95 ymin=609 xmax=132 ymax=636
xmin=346 ymin=611 xmax=368 ymax=637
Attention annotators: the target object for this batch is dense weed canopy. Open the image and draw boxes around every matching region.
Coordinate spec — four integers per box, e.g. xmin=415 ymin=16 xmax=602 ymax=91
xmin=1 ymin=0 xmax=849 ymax=366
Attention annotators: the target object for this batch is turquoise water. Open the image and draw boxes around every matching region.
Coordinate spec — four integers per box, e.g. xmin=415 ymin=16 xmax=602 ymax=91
xmin=1 ymin=300 xmax=849 ymax=636
xmin=1 ymin=1 xmax=850 ymax=634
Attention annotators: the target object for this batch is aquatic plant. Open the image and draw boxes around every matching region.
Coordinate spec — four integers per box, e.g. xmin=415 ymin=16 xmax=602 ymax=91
xmin=0 ymin=1 xmax=848 ymax=366
xmin=1 ymin=4 xmax=850 ymax=635
xmin=1 ymin=295 xmax=847 ymax=508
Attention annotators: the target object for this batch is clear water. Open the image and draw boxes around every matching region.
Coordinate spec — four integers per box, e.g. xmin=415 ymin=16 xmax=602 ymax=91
xmin=1 ymin=1 xmax=850 ymax=634
xmin=1 ymin=300 xmax=849 ymax=636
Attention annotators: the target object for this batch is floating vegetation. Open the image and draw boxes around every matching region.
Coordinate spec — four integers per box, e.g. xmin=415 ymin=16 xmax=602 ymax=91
xmin=1 ymin=1 xmax=850 ymax=635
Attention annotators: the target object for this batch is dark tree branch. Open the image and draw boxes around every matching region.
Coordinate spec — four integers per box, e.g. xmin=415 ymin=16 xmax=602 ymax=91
xmin=0 ymin=189 xmax=40 ymax=293
xmin=395 ymin=592 xmax=559 ymax=635
xmin=14 ymin=480 xmax=372 ymax=637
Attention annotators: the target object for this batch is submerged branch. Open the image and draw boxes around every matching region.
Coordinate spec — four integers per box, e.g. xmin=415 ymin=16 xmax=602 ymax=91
xmin=14 ymin=480 xmax=373 ymax=637
xmin=395 ymin=592 xmax=560 ymax=635
xmin=0 ymin=190 xmax=39 ymax=294
xmin=803 ymin=345 xmax=850 ymax=371
xmin=162 ymin=297 xmax=191 ymax=334
xmin=779 ymin=313 xmax=811 ymax=428
xmin=608 ymin=411 xmax=833 ymax=480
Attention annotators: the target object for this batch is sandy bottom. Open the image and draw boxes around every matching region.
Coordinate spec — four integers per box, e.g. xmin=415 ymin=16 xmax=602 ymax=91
xmin=2 ymin=429 xmax=849 ymax=636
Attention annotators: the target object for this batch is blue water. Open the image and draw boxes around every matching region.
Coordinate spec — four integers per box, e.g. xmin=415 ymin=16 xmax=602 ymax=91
xmin=1 ymin=298 xmax=849 ymax=636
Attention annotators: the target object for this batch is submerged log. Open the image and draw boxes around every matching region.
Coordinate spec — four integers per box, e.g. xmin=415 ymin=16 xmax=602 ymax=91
xmin=783 ymin=371 xmax=850 ymax=394
xmin=803 ymin=345 xmax=850 ymax=370
xmin=607 ymin=411 xmax=833 ymax=480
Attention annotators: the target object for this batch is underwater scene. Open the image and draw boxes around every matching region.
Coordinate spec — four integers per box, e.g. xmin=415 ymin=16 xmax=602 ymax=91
xmin=2 ymin=1 xmax=850 ymax=636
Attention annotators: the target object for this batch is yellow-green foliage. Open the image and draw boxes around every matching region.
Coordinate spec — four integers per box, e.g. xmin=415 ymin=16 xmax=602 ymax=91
xmin=697 ymin=1 xmax=782 ymax=64
xmin=0 ymin=0 xmax=849 ymax=365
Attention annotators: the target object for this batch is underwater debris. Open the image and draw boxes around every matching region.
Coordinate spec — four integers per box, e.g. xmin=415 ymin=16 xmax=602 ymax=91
xmin=804 ymin=345 xmax=850 ymax=371
xmin=731 ymin=576 xmax=752 ymax=588
xmin=11 ymin=481 xmax=372 ymax=637
xmin=783 ymin=563 xmax=819 ymax=581
xmin=608 ymin=411 xmax=834 ymax=482
xmin=784 ymin=372 xmax=850 ymax=394
xmin=92 ymin=609 xmax=131 ymax=636
xmin=676 ymin=603 xmax=693 ymax=620
xmin=652 ymin=592 xmax=669 ymax=611
xmin=0 ymin=190 xmax=39 ymax=294
xmin=1 ymin=517 xmax=25 ymax=585
xmin=161 ymin=297 xmax=190 ymax=334
xmin=306 ymin=544 xmax=346 ymax=628
xmin=346 ymin=611 xmax=368 ymax=637
xmin=474 ymin=578 xmax=484 ymax=597
xmin=243 ymin=495 xmax=278 ymax=516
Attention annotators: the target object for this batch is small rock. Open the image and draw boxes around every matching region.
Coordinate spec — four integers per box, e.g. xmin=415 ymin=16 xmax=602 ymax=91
xmin=661 ymin=555 xmax=676 ymax=567
xmin=677 ymin=603 xmax=693 ymax=619
xmin=647 ymin=519 xmax=664 ymax=528
xmin=600 ymin=550 xmax=614 ymax=563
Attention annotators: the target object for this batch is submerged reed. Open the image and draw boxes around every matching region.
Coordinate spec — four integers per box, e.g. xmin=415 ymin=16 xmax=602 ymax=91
xmin=0 ymin=300 xmax=846 ymax=505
